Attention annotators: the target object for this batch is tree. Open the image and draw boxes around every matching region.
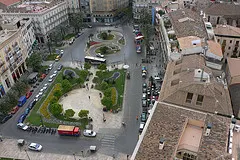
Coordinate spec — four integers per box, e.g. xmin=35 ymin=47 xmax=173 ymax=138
xmin=79 ymin=70 xmax=88 ymax=79
xmin=69 ymin=12 xmax=84 ymax=34
xmin=50 ymin=103 xmax=63 ymax=116
xmin=158 ymin=10 xmax=165 ymax=16
xmin=76 ymin=77 xmax=84 ymax=84
xmin=49 ymin=31 xmax=62 ymax=47
xmin=11 ymin=81 xmax=28 ymax=97
xmin=84 ymin=62 xmax=91 ymax=70
xmin=78 ymin=110 xmax=89 ymax=118
xmin=98 ymin=63 xmax=107 ymax=70
xmin=26 ymin=53 xmax=42 ymax=72
xmin=65 ymin=109 xmax=75 ymax=118
xmin=104 ymin=88 xmax=112 ymax=97
xmin=53 ymin=90 xmax=62 ymax=99
xmin=57 ymin=24 xmax=67 ymax=40
xmin=101 ymin=96 xmax=112 ymax=110
xmin=61 ymin=79 xmax=72 ymax=93
xmin=101 ymin=32 xmax=108 ymax=40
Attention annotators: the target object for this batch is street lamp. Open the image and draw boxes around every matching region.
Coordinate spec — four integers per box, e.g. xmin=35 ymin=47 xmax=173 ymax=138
xmin=25 ymin=149 xmax=30 ymax=160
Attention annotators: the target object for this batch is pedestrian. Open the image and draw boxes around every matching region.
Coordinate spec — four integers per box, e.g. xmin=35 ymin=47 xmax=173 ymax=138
xmin=136 ymin=116 xmax=138 ymax=120
xmin=127 ymin=155 xmax=129 ymax=159
xmin=136 ymin=63 xmax=137 ymax=66
xmin=88 ymin=96 xmax=90 ymax=100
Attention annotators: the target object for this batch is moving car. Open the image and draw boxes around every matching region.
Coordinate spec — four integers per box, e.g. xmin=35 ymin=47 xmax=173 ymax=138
xmin=28 ymin=143 xmax=43 ymax=151
xmin=83 ymin=130 xmax=97 ymax=137
xmin=96 ymin=53 xmax=104 ymax=58
xmin=17 ymin=123 xmax=29 ymax=130
xmin=69 ymin=38 xmax=75 ymax=45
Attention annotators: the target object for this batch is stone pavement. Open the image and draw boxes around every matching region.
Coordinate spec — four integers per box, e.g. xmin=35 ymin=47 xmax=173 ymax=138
xmin=0 ymin=138 xmax=130 ymax=160
xmin=59 ymin=67 xmax=123 ymax=132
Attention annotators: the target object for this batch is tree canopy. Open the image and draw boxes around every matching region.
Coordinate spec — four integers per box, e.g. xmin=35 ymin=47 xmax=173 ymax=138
xmin=78 ymin=110 xmax=89 ymax=118
xmin=50 ymin=103 xmax=63 ymax=116
xmin=65 ymin=109 xmax=75 ymax=118
xmin=69 ymin=12 xmax=84 ymax=33
xmin=26 ymin=53 xmax=42 ymax=72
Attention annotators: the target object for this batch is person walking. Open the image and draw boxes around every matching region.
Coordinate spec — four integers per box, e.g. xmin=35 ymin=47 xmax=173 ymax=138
xmin=88 ymin=96 xmax=90 ymax=100
xmin=136 ymin=116 xmax=138 ymax=120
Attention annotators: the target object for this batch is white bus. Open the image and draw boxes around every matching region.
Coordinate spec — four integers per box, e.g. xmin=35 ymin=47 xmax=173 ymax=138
xmin=84 ymin=56 xmax=106 ymax=64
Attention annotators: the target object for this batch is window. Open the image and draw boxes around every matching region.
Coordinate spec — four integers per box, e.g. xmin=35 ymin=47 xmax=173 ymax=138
xmin=229 ymin=47 xmax=231 ymax=50
xmin=196 ymin=95 xmax=204 ymax=105
xmin=230 ymin=40 xmax=232 ymax=43
xmin=186 ymin=93 xmax=193 ymax=103
xmin=171 ymin=79 xmax=179 ymax=86
xmin=217 ymin=39 xmax=220 ymax=43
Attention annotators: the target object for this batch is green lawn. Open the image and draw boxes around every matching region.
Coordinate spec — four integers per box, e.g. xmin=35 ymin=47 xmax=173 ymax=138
xmin=46 ymin=54 xmax=58 ymax=61
xmin=26 ymin=67 xmax=89 ymax=129
xmin=98 ymin=33 xmax=114 ymax=40
xmin=118 ymin=38 xmax=125 ymax=45
xmin=94 ymin=69 xmax=126 ymax=110
xmin=95 ymin=46 xmax=115 ymax=55
xmin=64 ymin=33 xmax=75 ymax=40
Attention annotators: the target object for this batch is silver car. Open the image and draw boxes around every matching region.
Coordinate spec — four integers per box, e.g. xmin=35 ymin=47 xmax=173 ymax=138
xmin=28 ymin=143 xmax=42 ymax=151
xmin=83 ymin=130 xmax=97 ymax=137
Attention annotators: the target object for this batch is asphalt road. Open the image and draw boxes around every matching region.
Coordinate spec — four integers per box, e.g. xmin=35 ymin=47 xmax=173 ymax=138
xmin=0 ymin=25 xmax=160 ymax=156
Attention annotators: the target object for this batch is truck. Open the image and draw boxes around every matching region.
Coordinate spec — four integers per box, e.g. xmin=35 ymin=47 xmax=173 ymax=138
xmin=18 ymin=96 xmax=27 ymax=107
xmin=57 ymin=125 xmax=80 ymax=136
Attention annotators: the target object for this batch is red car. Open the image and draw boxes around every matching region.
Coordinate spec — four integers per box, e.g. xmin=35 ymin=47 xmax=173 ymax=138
xmin=26 ymin=92 xmax=32 ymax=99
xmin=9 ymin=106 xmax=19 ymax=114
xmin=40 ymin=74 xmax=47 ymax=80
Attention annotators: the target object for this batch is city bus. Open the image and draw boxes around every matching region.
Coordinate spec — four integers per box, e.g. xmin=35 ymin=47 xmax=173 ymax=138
xmin=84 ymin=56 xmax=106 ymax=64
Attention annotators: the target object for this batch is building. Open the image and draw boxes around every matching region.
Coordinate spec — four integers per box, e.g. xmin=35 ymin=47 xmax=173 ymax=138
xmin=204 ymin=3 xmax=240 ymax=27
xmin=80 ymin=0 xmax=91 ymax=22
xmin=214 ymin=24 xmax=240 ymax=60
xmin=65 ymin=0 xmax=80 ymax=13
xmin=0 ymin=0 xmax=21 ymax=7
xmin=0 ymin=18 xmax=35 ymax=96
xmin=90 ymin=0 xmax=129 ymax=23
xmin=0 ymin=0 xmax=68 ymax=43
xmin=131 ymin=54 xmax=233 ymax=160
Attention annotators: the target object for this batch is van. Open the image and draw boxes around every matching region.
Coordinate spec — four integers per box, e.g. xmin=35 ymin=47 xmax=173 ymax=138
xmin=139 ymin=122 xmax=145 ymax=132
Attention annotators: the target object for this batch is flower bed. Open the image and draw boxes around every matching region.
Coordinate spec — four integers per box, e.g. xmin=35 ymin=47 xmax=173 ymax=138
xmin=40 ymin=83 xmax=62 ymax=119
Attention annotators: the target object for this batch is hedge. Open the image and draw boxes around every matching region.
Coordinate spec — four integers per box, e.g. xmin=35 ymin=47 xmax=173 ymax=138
xmin=40 ymin=83 xmax=62 ymax=119
xmin=111 ymin=87 xmax=117 ymax=106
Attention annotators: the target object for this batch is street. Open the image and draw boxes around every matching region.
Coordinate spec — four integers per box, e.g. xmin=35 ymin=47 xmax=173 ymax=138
xmin=0 ymin=25 xmax=163 ymax=158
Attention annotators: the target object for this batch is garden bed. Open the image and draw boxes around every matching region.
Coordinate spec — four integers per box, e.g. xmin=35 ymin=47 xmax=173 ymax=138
xmin=97 ymin=32 xmax=114 ymax=40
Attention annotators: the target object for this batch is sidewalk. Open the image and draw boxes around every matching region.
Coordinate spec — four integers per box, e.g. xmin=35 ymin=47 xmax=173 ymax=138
xmin=0 ymin=138 xmax=130 ymax=160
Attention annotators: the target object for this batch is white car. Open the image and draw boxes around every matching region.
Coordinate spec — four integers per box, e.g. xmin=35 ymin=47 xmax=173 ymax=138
xmin=42 ymin=86 xmax=48 ymax=90
xmin=53 ymin=70 xmax=58 ymax=74
xmin=60 ymin=50 xmax=64 ymax=54
xmin=40 ymin=88 xmax=44 ymax=92
xmin=38 ymin=92 xmax=43 ymax=96
xmin=105 ymin=23 xmax=111 ymax=26
xmin=28 ymin=143 xmax=43 ymax=151
xmin=17 ymin=123 xmax=29 ymax=131
xmin=44 ymin=83 xmax=48 ymax=87
xmin=83 ymin=130 xmax=97 ymax=137
xmin=96 ymin=53 xmax=104 ymax=58
xmin=48 ymin=78 xmax=53 ymax=82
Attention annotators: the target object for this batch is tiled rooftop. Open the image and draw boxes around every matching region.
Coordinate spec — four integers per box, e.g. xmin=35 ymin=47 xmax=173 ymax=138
xmin=204 ymin=3 xmax=240 ymax=16
xmin=214 ymin=25 xmax=240 ymax=37
xmin=135 ymin=102 xmax=231 ymax=160
xmin=168 ymin=9 xmax=208 ymax=38
xmin=0 ymin=0 xmax=20 ymax=6
xmin=159 ymin=54 xmax=232 ymax=116
xmin=207 ymin=40 xmax=223 ymax=58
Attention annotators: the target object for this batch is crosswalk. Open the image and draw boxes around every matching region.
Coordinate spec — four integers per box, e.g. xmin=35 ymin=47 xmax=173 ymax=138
xmin=101 ymin=134 xmax=116 ymax=150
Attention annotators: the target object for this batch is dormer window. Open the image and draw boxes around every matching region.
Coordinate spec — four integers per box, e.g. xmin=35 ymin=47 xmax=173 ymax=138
xmin=196 ymin=95 xmax=204 ymax=105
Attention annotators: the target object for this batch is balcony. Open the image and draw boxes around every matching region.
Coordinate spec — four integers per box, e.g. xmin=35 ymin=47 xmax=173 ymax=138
xmin=1 ymin=66 xmax=8 ymax=75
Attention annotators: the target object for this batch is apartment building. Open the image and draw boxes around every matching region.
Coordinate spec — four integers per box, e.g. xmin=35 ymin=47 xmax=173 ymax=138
xmin=131 ymin=54 xmax=233 ymax=160
xmin=0 ymin=0 xmax=68 ymax=43
xmin=65 ymin=0 xmax=80 ymax=13
xmin=0 ymin=18 xmax=35 ymax=96
xmin=80 ymin=0 xmax=91 ymax=22
xmin=90 ymin=0 xmax=129 ymax=23
xmin=214 ymin=25 xmax=240 ymax=60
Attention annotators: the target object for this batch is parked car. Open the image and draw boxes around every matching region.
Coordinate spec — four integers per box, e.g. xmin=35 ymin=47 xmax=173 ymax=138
xmin=53 ymin=70 xmax=58 ymax=74
xmin=40 ymin=74 xmax=47 ymax=80
xmin=57 ymin=64 xmax=63 ymax=71
xmin=1 ymin=114 xmax=12 ymax=123
xmin=142 ymin=83 xmax=147 ymax=88
xmin=27 ymin=102 xmax=34 ymax=110
xmin=142 ymin=93 xmax=147 ymax=100
xmin=28 ymin=143 xmax=42 ymax=151
xmin=18 ymin=114 xmax=27 ymax=123
xmin=69 ymin=38 xmax=75 ymax=45
xmin=34 ymin=94 xmax=40 ymax=102
xmin=139 ymin=122 xmax=145 ymax=132
xmin=25 ymin=108 xmax=30 ymax=115
xmin=83 ymin=130 xmax=97 ymax=137
xmin=88 ymin=24 xmax=92 ymax=28
xmin=142 ymin=100 xmax=147 ymax=107
xmin=105 ymin=23 xmax=112 ymax=26
xmin=55 ymin=55 xmax=60 ymax=62
xmin=9 ymin=106 xmax=19 ymax=114
xmin=48 ymin=78 xmax=53 ymax=82
xmin=142 ymin=88 xmax=147 ymax=93
xmin=141 ymin=112 xmax=147 ymax=122
xmin=48 ymin=64 xmax=53 ymax=70
xmin=17 ymin=123 xmax=29 ymax=130
xmin=96 ymin=53 xmax=104 ymax=58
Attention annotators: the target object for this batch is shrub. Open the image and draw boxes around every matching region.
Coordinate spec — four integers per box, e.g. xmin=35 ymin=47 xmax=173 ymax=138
xmin=65 ymin=109 xmax=75 ymax=118
xmin=50 ymin=96 xmax=58 ymax=104
xmin=61 ymin=79 xmax=72 ymax=93
xmin=78 ymin=110 xmax=89 ymax=118
xmin=76 ymin=77 xmax=84 ymax=84
xmin=101 ymin=32 xmax=108 ymax=40
xmin=54 ymin=90 xmax=62 ymax=99
xmin=104 ymin=88 xmax=112 ymax=97
xmin=79 ymin=70 xmax=88 ymax=80
xmin=99 ymin=46 xmax=108 ymax=54
xmin=96 ymin=70 xmax=103 ymax=78
xmin=101 ymin=96 xmax=112 ymax=110
xmin=111 ymin=88 xmax=117 ymax=106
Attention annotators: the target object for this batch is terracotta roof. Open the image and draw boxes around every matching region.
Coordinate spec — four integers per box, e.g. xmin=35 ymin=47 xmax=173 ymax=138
xmin=0 ymin=0 xmax=20 ymax=6
xmin=214 ymin=25 xmax=240 ymax=37
xmin=159 ymin=54 xmax=232 ymax=116
xmin=178 ymin=36 xmax=202 ymax=50
xmin=205 ymin=3 xmax=240 ymax=16
xmin=135 ymin=103 xmax=231 ymax=160
xmin=207 ymin=40 xmax=223 ymax=57
xmin=229 ymin=84 xmax=240 ymax=117
xmin=168 ymin=9 xmax=208 ymax=38
xmin=227 ymin=58 xmax=240 ymax=77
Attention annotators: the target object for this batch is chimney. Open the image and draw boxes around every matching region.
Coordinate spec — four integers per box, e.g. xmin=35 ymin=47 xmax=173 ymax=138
xmin=159 ymin=138 xmax=165 ymax=150
xmin=205 ymin=122 xmax=212 ymax=136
